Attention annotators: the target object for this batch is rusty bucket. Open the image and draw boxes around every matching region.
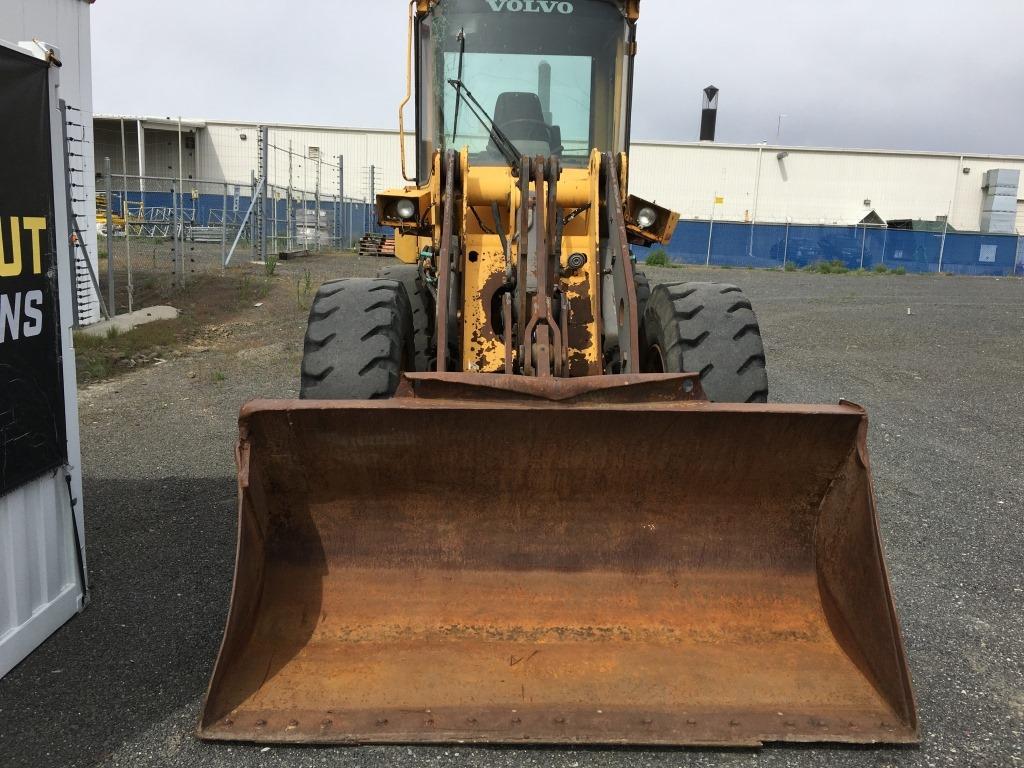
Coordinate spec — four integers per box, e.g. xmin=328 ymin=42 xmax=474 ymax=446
xmin=198 ymin=376 xmax=917 ymax=747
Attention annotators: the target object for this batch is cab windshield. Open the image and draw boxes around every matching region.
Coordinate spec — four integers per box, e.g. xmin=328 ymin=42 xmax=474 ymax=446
xmin=418 ymin=0 xmax=632 ymax=177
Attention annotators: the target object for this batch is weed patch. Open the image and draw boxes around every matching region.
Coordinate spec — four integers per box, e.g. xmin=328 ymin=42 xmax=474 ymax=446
xmin=645 ymin=249 xmax=670 ymax=267
xmin=805 ymin=259 xmax=849 ymax=275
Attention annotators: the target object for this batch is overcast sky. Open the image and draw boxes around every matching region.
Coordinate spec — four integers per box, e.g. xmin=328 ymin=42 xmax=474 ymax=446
xmin=92 ymin=0 xmax=1024 ymax=155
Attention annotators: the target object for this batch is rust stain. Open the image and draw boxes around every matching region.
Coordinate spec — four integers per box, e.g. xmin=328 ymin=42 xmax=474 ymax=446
xmin=510 ymin=651 xmax=540 ymax=667
xmin=199 ymin=388 xmax=917 ymax=747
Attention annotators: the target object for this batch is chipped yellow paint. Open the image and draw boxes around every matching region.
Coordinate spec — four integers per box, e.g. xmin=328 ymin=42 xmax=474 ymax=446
xmin=560 ymin=161 xmax=602 ymax=376
xmin=461 ymin=151 xmax=513 ymax=374
xmin=460 ymin=157 xmax=602 ymax=376
xmin=382 ymin=149 xmax=607 ymax=376
xmin=461 ymin=235 xmax=508 ymax=373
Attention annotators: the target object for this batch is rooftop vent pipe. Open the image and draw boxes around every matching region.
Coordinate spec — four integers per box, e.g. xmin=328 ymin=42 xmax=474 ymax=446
xmin=700 ymin=85 xmax=719 ymax=142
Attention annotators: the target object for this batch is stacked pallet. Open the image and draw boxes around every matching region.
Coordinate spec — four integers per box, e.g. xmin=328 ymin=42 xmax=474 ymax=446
xmin=357 ymin=234 xmax=396 ymax=257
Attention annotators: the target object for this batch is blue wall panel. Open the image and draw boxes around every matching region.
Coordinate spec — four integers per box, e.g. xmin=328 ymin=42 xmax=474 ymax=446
xmin=108 ymin=191 xmax=387 ymax=242
xmin=655 ymin=220 xmax=1020 ymax=277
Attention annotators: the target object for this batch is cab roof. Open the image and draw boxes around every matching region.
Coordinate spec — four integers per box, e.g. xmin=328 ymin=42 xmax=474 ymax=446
xmin=415 ymin=0 xmax=639 ymax=21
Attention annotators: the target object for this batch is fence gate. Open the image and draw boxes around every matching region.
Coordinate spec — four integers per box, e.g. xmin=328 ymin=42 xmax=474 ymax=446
xmin=0 ymin=39 xmax=87 ymax=679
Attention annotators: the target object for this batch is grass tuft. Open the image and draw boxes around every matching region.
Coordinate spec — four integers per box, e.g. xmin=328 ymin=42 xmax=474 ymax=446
xmin=805 ymin=259 xmax=849 ymax=275
xmin=645 ymin=249 xmax=670 ymax=267
xmin=75 ymin=320 xmax=181 ymax=385
xmin=263 ymin=254 xmax=279 ymax=278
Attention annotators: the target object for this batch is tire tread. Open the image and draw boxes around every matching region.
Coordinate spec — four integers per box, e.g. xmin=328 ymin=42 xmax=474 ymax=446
xmin=642 ymin=282 xmax=769 ymax=403
xmin=300 ymin=278 xmax=413 ymax=400
xmin=377 ymin=263 xmax=434 ymax=372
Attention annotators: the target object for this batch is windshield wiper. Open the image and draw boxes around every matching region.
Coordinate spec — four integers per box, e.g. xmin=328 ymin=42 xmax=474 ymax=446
xmin=450 ymin=28 xmax=466 ymax=143
xmin=447 ymin=78 xmax=523 ymax=170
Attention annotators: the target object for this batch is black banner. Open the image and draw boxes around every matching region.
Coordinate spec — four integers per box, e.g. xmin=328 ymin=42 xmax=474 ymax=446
xmin=0 ymin=46 xmax=67 ymax=497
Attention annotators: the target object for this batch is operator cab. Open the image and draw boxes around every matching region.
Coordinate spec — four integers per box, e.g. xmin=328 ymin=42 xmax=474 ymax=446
xmin=416 ymin=0 xmax=636 ymax=180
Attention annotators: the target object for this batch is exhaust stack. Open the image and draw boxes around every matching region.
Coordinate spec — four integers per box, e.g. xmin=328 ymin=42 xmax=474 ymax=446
xmin=700 ymin=85 xmax=719 ymax=142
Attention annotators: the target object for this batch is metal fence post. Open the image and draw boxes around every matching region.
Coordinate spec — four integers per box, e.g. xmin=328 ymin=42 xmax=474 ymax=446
xmin=937 ymin=203 xmax=951 ymax=274
xmin=259 ymin=125 xmax=269 ymax=262
xmin=120 ymin=127 xmax=134 ymax=312
xmin=338 ymin=155 xmax=344 ymax=248
xmin=287 ymin=140 xmax=294 ymax=253
xmin=369 ymin=165 xmax=376 ymax=236
xmin=859 ymin=225 xmax=867 ymax=270
xmin=706 ymin=209 xmax=715 ymax=267
xmin=171 ymin=184 xmax=180 ymax=288
xmin=250 ymin=170 xmax=257 ymax=263
xmin=221 ymin=182 xmax=228 ymax=267
xmin=177 ymin=117 xmax=185 ymax=284
xmin=286 ymin=184 xmax=293 ymax=254
xmin=104 ymin=157 xmax=115 ymax=315
xmin=315 ymin=158 xmax=322 ymax=253
xmin=782 ymin=222 xmax=790 ymax=269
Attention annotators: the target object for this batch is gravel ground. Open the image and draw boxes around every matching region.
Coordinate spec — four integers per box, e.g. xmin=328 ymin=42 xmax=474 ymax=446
xmin=1 ymin=256 xmax=1022 ymax=768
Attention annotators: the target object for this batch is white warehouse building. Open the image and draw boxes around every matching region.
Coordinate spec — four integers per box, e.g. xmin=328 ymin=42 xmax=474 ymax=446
xmin=631 ymin=142 xmax=1024 ymax=233
xmin=94 ymin=115 xmax=1024 ymax=235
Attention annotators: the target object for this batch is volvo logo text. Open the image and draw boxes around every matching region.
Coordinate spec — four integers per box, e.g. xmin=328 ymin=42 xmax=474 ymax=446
xmin=485 ymin=0 xmax=575 ymax=14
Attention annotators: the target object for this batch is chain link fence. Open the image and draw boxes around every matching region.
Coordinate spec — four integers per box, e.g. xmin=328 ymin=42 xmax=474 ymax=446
xmin=92 ymin=120 xmax=420 ymax=316
xmin=96 ymin=132 xmax=388 ymax=314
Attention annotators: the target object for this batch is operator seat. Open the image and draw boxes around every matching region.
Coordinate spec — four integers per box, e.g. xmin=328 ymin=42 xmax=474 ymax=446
xmin=489 ymin=92 xmax=559 ymax=158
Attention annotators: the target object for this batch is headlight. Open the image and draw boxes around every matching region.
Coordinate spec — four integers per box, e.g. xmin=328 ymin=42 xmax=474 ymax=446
xmin=395 ymin=198 xmax=417 ymax=221
xmin=636 ymin=207 xmax=658 ymax=230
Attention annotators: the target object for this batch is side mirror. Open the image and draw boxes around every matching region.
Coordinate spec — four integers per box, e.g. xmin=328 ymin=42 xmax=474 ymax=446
xmin=548 ymin=125 xmax=564 ymax=156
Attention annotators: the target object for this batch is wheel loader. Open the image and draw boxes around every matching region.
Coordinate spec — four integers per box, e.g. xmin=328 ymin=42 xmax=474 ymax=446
xmin=199 ymin=0 xmax=917 ymax=747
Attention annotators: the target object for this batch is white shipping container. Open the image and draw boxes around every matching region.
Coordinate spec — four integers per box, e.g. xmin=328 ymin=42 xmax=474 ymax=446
xmin=0 ymin=27 xmax=89 ymax=679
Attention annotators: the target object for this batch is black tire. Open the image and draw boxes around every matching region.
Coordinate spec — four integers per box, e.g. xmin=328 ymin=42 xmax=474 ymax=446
xmin=300 ymin=278 xmax=413 ymax=400
xmin=641 ymin=282 xmax=769 ymax=403
xmin=633 ymin=267 xmax=652 ymax=322
xmin=376 ymin=263 xmax=434 ymax=372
